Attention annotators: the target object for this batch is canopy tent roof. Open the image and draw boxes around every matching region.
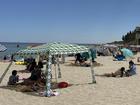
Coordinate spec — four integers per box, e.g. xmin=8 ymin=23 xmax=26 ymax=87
xmin=16 ymin=42 xmax=89 ymax=55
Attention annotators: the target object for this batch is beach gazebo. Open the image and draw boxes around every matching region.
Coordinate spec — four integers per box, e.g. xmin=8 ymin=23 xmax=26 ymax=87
xmin=16 ymin=42 xmax=96 ymax=97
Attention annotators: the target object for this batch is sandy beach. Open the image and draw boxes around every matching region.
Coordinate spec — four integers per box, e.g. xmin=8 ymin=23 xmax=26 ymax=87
xmin=0 ymin=54 xmax=140 ymax=105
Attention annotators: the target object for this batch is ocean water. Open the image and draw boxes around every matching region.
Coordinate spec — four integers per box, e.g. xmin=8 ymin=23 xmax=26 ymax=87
xmin=0 ymin=42 xmax=41 ymax=59
xmin=0 ymin=42 xmax=97 ymax=60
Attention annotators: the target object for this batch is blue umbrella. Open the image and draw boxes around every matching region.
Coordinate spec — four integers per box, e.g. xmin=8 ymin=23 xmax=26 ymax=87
xmin=121 ymin=48 xmax=133 ymax=58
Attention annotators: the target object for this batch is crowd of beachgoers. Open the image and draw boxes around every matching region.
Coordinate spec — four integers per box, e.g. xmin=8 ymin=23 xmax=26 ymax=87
xmin=0 ymin=43 xmax=140 ymax=105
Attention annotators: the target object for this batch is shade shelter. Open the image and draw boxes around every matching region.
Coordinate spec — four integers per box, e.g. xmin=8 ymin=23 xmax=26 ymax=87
xmin=16 ymin=42 xmax=96 ymax=97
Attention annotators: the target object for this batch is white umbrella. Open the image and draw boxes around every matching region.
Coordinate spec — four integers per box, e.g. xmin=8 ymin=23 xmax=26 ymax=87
xmin=0 ymin=44 xmax=7 ymax=52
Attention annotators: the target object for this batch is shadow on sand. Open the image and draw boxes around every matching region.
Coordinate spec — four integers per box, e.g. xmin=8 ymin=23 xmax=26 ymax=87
xmin=0 ymin=82 xmax=95 ymax=97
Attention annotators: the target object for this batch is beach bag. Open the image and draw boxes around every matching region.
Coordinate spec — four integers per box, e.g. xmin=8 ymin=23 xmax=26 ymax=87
xmin=58 ymin=82 xmax=68 ymax=88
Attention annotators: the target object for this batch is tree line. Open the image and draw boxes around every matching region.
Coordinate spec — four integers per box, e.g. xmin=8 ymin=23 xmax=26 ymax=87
xmin=122 ymin=31 xmax=136 ymax=44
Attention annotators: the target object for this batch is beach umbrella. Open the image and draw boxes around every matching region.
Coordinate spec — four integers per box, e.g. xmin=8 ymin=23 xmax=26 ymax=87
xmin=121 ymin=48 xmax=134 ymax=58
xmin=0 ymin=44 xmax=7 ymax=52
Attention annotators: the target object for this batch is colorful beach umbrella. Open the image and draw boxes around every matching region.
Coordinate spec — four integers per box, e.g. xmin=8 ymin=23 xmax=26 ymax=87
xmin=121 ymin=48 xmax=134 ymax=58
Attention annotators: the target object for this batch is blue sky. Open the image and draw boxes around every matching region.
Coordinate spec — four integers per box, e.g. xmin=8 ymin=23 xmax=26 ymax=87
xmin=0 ymin=0 xmax=140 ymax=43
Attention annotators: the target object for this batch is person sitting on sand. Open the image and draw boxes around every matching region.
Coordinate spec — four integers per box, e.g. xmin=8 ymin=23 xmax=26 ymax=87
xmin=38 ymin=60 xmax=43 ymax=69
xmin=125 ymin=60 xmax=136 ymax=76
xmin=96 ymin=60 xmax=136 ymax=77
xmin=113 ymin=51 xmax=125 ymax=61
xmin=26 ymin=59 xmax=37 ymax=72
xmin=16 ymin=81 xmax=45 ymax=92
xmin=21 ymin=65 xmax=45 ymax=86
xmin=75 ymin=53 xmax=84 ymax=64
xmin=29 ymin=65 xmax=42 ymax=81
xmin=96 ymin=67 xmax=125 ymax=77
xmin=7 ymin=70 xmax=19 ymax=85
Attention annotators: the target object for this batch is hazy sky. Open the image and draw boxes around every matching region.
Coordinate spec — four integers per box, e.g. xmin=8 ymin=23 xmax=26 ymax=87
xmin=0 ymin=0 xmax=140 ymax=43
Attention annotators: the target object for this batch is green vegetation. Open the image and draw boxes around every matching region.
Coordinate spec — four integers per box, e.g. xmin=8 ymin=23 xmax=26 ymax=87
xmin=122 ymin=31 xmax=136 ymax=44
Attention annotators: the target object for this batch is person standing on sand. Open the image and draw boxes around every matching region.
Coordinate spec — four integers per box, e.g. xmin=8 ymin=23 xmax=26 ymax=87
xmin=3 ymin=55 xmax=7 ymax=60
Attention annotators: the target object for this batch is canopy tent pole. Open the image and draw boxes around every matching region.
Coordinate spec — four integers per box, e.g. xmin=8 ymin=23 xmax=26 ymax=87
xmin=36 ymin=54 xmax=40 ymax=64
xmin=45 ymin=53 xmax=52 ymax=97
xmin=57 ymin=56 xmax=61 ymax=78
xmin=88 ymin=50 xmax=96 ymax=83
xmin=0 ymin=61 xmax=13 ymax=84
xmin=61 ymin=54 xmax=65 ymax=63
xmin=54 ymin=63 xmax=58 ymax=83
xmin=54 ymin=55 xmax=58 ymax=83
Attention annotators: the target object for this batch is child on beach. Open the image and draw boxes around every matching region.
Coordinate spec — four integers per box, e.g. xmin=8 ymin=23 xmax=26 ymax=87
xmin=8 ymin=70 xmax=19 ymax=85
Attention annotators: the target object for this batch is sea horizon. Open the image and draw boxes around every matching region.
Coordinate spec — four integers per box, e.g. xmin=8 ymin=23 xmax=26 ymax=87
xmin=0 ymin=41 xmax=109 ymax=45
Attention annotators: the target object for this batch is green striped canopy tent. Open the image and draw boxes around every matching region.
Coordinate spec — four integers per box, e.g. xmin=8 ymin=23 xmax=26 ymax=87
xmin=16 ymin=42 xmax=90 ymax=55
xmin=16 ymin=42 xmax=96 ymax=97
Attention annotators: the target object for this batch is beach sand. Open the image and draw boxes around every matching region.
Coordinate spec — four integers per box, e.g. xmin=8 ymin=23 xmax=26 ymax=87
xmin=0 ymin=54 xmax=140 ymax=105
